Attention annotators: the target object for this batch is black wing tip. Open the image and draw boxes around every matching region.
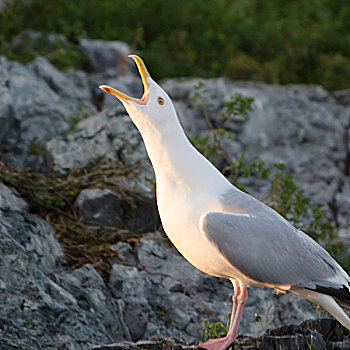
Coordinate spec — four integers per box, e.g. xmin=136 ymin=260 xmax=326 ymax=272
xmin=310 ymin=284 xmax=350 ymax=307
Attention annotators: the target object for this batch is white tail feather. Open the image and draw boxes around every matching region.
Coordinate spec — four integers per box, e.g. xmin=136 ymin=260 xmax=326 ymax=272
xmin=292 ymin=287 xmax=350 ymax=330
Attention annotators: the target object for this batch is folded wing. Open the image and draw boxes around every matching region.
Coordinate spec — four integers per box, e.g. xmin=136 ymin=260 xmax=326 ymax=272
xmin=199 ymin=208 xmax=344 ymax=287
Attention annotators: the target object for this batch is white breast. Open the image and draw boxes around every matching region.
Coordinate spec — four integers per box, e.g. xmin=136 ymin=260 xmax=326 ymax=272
xmin=156 ymin=178 xmax=249 ymax=280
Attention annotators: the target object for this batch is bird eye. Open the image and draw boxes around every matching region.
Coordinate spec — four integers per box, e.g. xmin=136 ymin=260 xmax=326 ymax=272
xmin=157 ymin=96 xmax=164 ymax=105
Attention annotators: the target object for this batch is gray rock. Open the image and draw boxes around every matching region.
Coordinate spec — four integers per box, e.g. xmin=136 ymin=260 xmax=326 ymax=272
xmin=1 ymin=40 xmax=350 ymax=349
xmin=124 ymin=303 xmax=148 ymax=341
xmin=110 ymin=241 xmax=138 ymax=266
xmin=0 ymin=228 xmax=129 ymax=350
xmin=47 ymin=110 xmax=158 ymax=233
xmin=109 ymin=233 xmax=318 ymax=345
xmin=333 ymin=88 xmax=350 ymax=106
xmin=0 ymin=211 xmax=65 ymax=273
xmin=46 ymin=112 xmax=151 ymax=179
xmin=53 ymin=264 xmax=130 ymax=342
xmin=75 ymin=188 xmax=124 ymax=226
xmin=91 ymin=338 xmax=195 ymax=350
xmin=0 ymin=211 xmax=130 ymax=350
xmin=0 ymin=182 xmax=130 ymax=349
xmin=0 ymin=182 xmax=28 ymax=213
xmin=0 ymin=56 xmax=95 ymax=171
xmin=0 ymin=183 xmax=63 ymax=273
xmin=75 ymin=187 xmax=158 ymax=233
xmin=79 ymin=39 xmax=130 ymax=74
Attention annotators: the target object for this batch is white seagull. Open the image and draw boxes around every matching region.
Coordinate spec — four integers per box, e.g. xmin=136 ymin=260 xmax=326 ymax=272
xmin=100 ymin=55 xmax=350 ymax=350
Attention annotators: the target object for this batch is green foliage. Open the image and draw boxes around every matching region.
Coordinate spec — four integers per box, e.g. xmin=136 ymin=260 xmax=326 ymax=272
xmin=0 ymin=31 xmax=87 ymax=70
xmin=266 ymin=162 xmax=346 ymax=266
xmin=190 ymin=81 xmax=255 ymax=167
xmin=203 ymin=318 xmax=229 ymax=341
xmin=224 ymin=152 xmax=270 ymax=187
xmin=268 ymin=163 xmax=310 ymax=226
xmin=68 ymin=104 xmax=92 ymax=131
xmin=190 ymin=82 xmax=268 ymax=190
xmin=27 ymin=136 xmax=47 ymax=156
xmin=0 ymin=0 xmax=349 ymax=89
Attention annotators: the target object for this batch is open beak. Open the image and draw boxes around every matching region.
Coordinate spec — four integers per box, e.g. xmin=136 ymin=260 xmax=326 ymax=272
xmin=99 ymin=55 xmax=150 ymax=105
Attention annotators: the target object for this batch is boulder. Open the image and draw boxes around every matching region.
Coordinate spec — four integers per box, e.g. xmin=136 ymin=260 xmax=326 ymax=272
xmin=0 ymin=183 xmax=130 ymax=350
xmin=0 ymin=56 xmax=95 ymax=171
xmin=74 ymin=188 xmax=157 ymax=233
xmin=109 ymin=233 xmax=317 ymax=345
xmin=79 ymin=39 xmax=130 ymax=74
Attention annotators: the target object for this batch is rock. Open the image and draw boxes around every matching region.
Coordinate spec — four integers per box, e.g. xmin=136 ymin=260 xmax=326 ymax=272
xmin=0 ymin=183 xmax=129 ymax=349
xmin=332 ymin=89 xmax=350 ymax=106
xmin=0 ymin=211 xmax=65 ymax=273
xmin=90 ymin=319 xmax=350 ymax=350
xmin=47 ymin=110 xmax=158 ymax=233
xmin=0 ymin=228 xmax=129 ymax=350
xmin=75 ymin=186 xmax=158 ymax=233
xmin=161 ymin=78 xmax=350 ymax=225
xmin=52 ymin=264 xmax=130 ymax=342
xmin=0 ymin=183 xmax=64 ymax=273
xmin=124 ymin=303 xmax=148 ymax=341
xmin=91 ymin=338 xmax=195 ymax=350
xmin=110 ymin=241 xmax=138 ymax=266
xmin=75 ymin=188 xmax=124 ymax=226
xmin=231 ymin=319 xmax=350 ymax=350
xmin=109 ymin=233 xmax=317 ymax=345
xmin=79 ymin=39 xmax=130 ymax=74
xmin=46 ymin=112 xmax=152 ymax=180
xmin=0 ymin=56 xmax=95 ymax=171
xmin=0 ymin=182 xmax=28 ymax=213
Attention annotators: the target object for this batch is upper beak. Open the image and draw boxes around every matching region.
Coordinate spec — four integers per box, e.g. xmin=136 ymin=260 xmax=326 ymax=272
xmin=99 ymin=55 xmax=150 ymax=105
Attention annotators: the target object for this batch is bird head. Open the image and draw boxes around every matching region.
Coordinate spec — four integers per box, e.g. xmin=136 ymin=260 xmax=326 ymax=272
xmin=99 ymin=55 xmax=176 ymax=130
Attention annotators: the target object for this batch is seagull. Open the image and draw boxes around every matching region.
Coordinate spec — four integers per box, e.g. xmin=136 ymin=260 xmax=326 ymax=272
xmin=100 ymin=55 xmax=350 ymax=350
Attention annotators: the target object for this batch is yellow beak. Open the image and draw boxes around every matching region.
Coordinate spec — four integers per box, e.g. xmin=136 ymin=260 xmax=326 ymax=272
xmin=99 ymin=55 xmax=150 ymax=105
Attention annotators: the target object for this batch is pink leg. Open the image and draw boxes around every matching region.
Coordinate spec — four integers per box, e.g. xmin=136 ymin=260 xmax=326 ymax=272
xmin=197 ymin=280 xmax=248 ymax=350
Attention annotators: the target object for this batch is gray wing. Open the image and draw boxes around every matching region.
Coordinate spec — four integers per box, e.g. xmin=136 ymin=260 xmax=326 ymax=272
xmin=199 ymin=204 xmax=341 ymax=286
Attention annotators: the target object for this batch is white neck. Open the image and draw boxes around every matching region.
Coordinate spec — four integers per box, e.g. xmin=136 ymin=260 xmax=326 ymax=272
xmin=132 ymin=109 xmax=230 ymax=192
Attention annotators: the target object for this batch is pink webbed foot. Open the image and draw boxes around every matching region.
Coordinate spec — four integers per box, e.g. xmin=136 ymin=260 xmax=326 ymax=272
xmin=196 ymin=335 xmax=236 ymax=350
xmin=196 ymin=280 xmax=248 ymax=350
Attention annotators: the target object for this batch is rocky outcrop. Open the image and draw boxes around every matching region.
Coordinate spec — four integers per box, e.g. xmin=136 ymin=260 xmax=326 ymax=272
xmin=0 ymin=184 xmax=130 ymax=350
xmin=0 ymin=38 xmax=350 ymax=349
xmin=108 ymin=233 xmax=318 ymax=343
xmin=90 ymin=319 xmax=350 ymax=350
xmin=0 ymin=55 xmax=95 ymax=171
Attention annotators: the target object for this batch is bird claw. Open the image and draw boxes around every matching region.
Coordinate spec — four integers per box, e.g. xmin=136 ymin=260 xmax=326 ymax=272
xmin=196 ymin=336 xmax=235 ymax=350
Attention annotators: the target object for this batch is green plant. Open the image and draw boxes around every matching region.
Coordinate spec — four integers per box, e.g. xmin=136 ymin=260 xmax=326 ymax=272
xmin=0 ymin=31 xmax=87 ymax=70
xmin=203 ymin=316 xmax=229 ymax=341
xmin=190 ymin=80 xmax=255 ymax=168
xmin=27 ymin=136 xmax=47 ymax=156
xmin=254 ymin=304 xmax=273 ymax=330
xmin=1 ymin=0 xmax=349 ymax=90
xmin=305 ymin=335 xmax=313 ymax=350
xmin=268 ymin=162 xmax=310 ymax=226
xmin=68 ymin=104 xmax=92 ymax=131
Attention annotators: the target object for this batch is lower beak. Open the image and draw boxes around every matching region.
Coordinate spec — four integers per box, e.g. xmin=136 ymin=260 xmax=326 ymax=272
xmin=99 ymin=55 xmax=150 ymax=105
